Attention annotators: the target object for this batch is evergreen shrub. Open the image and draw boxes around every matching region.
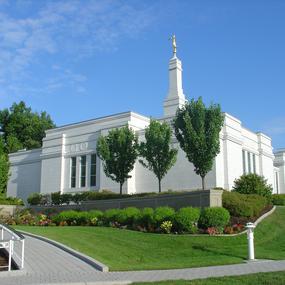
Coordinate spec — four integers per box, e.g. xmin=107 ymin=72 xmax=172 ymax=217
xmin=272 ymin=194 xmax=285 ymax=205
xmin=27 ymin=193 xmax=43 ymax=206
xmin=174 ymin=207 xmax=200 ymax=233
xmin=103 ymin=208 xmax=122 ymax=225
xmin=233 ymin=173 xmax=272 ymax=201
xmin=199 ymin=207 xmax=230 ymax=233
xmin=153 ymin=206 xmax=175 ymax=225
xmin=223 ymin=191 xmax=268 ymax=218
xmin=117 ymin=207 xmax=141 ymax=226
xmin=136 ymin=207 xmax=154 ymax=229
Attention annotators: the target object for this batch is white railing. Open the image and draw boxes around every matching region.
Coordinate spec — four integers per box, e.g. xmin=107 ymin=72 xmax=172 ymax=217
xmin=0 ymin=224 xmax=25 ymax=271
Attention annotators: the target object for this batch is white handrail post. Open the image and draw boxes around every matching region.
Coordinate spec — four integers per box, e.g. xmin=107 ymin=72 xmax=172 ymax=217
xmin=8 ymin=240 xmax=12 ymax=271
xmin=21 ymin=239 xmax=25 ymax=269
xmin=1 ymin=226 xmax=3 ymax=240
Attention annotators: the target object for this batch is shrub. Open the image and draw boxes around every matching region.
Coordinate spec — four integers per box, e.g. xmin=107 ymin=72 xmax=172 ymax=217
xmin=153 ymin=206 xmax=175 ymax=226
xmin=272 ymin=194 xmax=285 ymax=205
xmin=60 ymin=193 xmax=72 ymax=205
xmin=14 ymin=209 xmax=37 ymax=225
xmin=160 ymin=221 xmax=172 ymax=234
xmin=233 ymin=174 xmax=272 ymax=201
xmin=199 ymin=207 xmax=230 ymax=233
xmin=174 ymin=207 xmax=200 ymax=233
xmin=86 ymin=210 xmax=103 ymax=225
xmin=0 ymin=196 xmax=24 ymax=205
xmin=27 ymin=193 xmax=43 ymax=206
xmin=118 ymin=207 xmax=141 ymax=226
xmin=223 ymin=191 xmax=268 ymax=218
xmin=136 ymin=207 xmax=154 ymax=228
xmin=52 ymin=210 xmax=88 ymax=226
xmin=103 ymin=208 xmax=122 ymax=225
xmin=51 ymin=192 xmax=61 ymax=205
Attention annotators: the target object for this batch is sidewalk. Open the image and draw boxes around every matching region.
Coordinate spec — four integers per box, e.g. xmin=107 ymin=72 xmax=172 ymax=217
xmin=1 ymin=234 xmax=285 ymax=285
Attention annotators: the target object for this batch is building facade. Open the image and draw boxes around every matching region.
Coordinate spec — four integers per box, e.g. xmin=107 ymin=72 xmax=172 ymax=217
xmin=7 ymin=51 xmax=284 ymax=201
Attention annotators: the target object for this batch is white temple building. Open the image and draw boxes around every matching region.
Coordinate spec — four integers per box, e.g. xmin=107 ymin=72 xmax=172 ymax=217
xmin=7 ymin=44 xmax=285 ymax=201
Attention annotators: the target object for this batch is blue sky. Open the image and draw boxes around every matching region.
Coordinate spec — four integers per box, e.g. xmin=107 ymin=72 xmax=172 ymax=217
xmin=0 ymin=0 xmax=284 ymax=149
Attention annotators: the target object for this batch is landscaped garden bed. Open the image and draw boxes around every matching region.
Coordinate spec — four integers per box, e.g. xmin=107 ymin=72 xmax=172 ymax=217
xmin=14 ymin=207 xmax=285 ymax=271
xmin=1 ymin=188 xmax=274 ymax=236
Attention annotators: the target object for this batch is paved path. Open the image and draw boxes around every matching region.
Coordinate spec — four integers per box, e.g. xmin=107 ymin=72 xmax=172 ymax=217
xmin=1 ymin=234 xmax=285 ymax=285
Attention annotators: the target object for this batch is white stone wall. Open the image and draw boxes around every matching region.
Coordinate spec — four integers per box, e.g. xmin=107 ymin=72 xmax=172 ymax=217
xmin=7 ymin=149 xmax=42 ymax=201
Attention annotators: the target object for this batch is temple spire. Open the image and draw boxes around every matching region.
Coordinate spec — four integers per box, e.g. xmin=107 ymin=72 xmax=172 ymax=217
xmin=163 ymin=35 xmax=186 ymax=117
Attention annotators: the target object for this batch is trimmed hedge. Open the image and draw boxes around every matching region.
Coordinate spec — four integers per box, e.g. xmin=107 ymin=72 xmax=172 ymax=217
xmin=174 ymin=207 xmax=200 ymax=233
xmin=272 ymin=194 xmax=285 ymax=206
xmin=27 ymin=190 xmax=190 ymax=206
xmin=198 ymin=207 xmax=230 ymax=232
xmin=117 ymin=207 xmax=141 ymax=226
xmin=52 ymin=209 xmax=103 ymax=226
xmin=153 ymin=207 xmax=175 ymax=226
xmin=222 ymin=191 xmax=268 ymax=218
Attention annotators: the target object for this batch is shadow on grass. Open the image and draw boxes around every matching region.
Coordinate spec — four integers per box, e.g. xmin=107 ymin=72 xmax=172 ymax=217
xmin=192 ymin=245 xmax=245 ymax=260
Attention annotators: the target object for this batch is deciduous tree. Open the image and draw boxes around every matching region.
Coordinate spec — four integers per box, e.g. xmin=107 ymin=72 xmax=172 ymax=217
xmin=139 ymin=120 xmax=177 ymax=193
xmin=0 ymin=101 xmax=55 ymax=153
xmin=0 ymin=137 xmax=9 ymax=195
xmin=173 ymin=97 xmax=224 ymax=190
xmin=96 ymin=126 xmax=138 ymax=195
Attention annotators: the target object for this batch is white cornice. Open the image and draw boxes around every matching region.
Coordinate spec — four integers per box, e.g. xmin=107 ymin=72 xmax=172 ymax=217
xmin=45 ymin=111 xmax=150 ymax=134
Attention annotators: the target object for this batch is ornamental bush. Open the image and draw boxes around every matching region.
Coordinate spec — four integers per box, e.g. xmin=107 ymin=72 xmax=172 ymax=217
xmin=136 ymin=207 xmax=154 ymax=229
xmin=153 ymin=206 xmax=175 ymax=226
xmin=233 ymin=174 xmax=272 ymax=201
xmin=27 ymin=193 xmax=43 ymax=206
xmin=103 ymin=208 xmax=122 ymax=225
xmin=174 ymin=207 xmax=200 ymax=233
xmin=222 ymin=191 xmax=268 ymax=218
xmin=51 ymin=192 xmax=61 ymax=205
xmin=86 ymin=210 xmax=103 ymax=225
xmin=272 ymin=194 xmax=285 ymax=205
xmin=117 ymin=207 xmax=141 ymax=226
xmin=198 ymin=207 xmax=230 ymax=233
xmin=160 ymin=221 xmax=173 ymax=234
xmin=52 ymin=210 xmax=87 ymax=226
xmin=0 ymin=195 xmax=24 ymax=205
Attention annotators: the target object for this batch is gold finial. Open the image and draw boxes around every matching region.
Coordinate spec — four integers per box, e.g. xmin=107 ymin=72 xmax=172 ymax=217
xmin=169 ymin=34 xmax=177 ymax=56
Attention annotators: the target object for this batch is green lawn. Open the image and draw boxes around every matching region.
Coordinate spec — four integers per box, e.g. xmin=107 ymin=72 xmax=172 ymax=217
xmin=134 ymin=271 xmax=285 ymax=285
xmin=14 ymin=207 xmax=285 ymax=271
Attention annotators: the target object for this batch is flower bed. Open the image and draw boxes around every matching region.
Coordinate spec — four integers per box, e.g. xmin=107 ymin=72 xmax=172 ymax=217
xmin=1 ymin=206 xmax=235 ymax=235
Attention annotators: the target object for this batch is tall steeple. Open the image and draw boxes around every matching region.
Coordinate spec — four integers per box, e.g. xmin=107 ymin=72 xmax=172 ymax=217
xmin=163 ymin=35 xmax=186 ymax=117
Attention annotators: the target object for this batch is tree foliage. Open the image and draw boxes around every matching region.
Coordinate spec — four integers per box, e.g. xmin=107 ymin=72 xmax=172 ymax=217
xmin=173 ymin=97 xmax=224 ymax=189
xmin=0 ymin=137 xmax=9 ymax=194
xmin=233 ymin=173 xmax=273 ymax=201
xmin=96 ymin=126 xmax=139 ymax=195
xmin=139 ymin=120 xmax=177 ymax=193
xmin=0 ymin=101 xmax=55 ymax=153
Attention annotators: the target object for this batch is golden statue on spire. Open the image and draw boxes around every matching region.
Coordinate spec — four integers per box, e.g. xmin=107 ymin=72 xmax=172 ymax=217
xmin=170 ymin=34 xmax=177 ymax=56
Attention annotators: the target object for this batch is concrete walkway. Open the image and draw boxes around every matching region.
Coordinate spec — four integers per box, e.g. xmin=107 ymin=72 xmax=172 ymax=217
xmin=1 ymin=234 xmax=285 ymax=285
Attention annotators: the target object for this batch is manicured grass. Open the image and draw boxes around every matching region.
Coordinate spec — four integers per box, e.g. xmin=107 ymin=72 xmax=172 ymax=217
xmin=134 ymin=271 xmax=285 ymax=285
xmin=14 ymin=207 xmax=285 ymax=271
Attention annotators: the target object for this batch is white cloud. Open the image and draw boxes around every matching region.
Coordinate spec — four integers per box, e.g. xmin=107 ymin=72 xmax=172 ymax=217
xmin=262 ymin=117 xmax=285 ymax=135
xmin=0 ymin=0 xmax=158 ymax=99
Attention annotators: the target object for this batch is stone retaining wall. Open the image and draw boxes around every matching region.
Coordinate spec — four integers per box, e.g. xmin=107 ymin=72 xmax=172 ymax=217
xmin=30 ymin=189 xmax=222 ymax=213
xmin=0 ymin=205 xmax=24 ymax=216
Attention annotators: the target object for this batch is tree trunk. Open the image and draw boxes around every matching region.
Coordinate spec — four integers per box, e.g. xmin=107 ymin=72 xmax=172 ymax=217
xmin=119 ymin=182 xmax=123 ymax=196
xmin=158 ymin=178 xmax=161 ymax=193
xmin=201 ymin=176 xmax=205 ymax=190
